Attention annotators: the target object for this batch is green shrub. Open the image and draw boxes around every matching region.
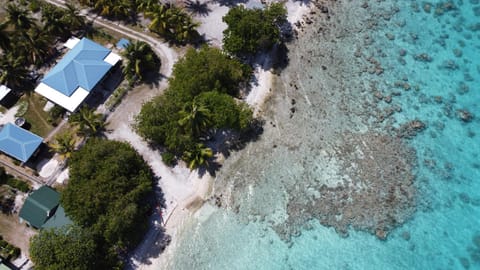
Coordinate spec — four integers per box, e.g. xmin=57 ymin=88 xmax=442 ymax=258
xmin=6 ymin=178 xmax=30 ymax=192
xmin=15 ymin=101 xmax=29 ymax=117
xmin=29 ymin=0 xmax=41 ymax=12
xmin=105 ymin=86 xmax=130 ymax=110
xmin=47 ymin=105 xmax=66 ymax=126
xmin=161 ymin=152 xmax=176 ymax=166
xmin=0 ymin=236 xmax=21 ymax=260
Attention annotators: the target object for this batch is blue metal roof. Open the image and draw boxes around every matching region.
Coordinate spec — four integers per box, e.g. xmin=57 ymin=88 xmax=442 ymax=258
xmin=0 ymin=123 xmax=43 ymax=162
xmin=41 ymin=38 xmax=112 ymax=97
xmin=116 ymin=38 xmax=130 ymax=49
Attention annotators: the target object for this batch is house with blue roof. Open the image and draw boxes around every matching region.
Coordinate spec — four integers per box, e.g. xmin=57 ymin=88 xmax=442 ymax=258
xmin=0 ymin=123 xmax=43 ymax=163
xmin=34 ymin=37 xmax=121 ymax=112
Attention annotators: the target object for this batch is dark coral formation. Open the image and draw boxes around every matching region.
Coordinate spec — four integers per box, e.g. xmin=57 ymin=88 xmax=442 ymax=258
xmin=396 ymin=120 xmax=427 ymax=139
xmin=273 ymin=132 xmax=417 ymax=241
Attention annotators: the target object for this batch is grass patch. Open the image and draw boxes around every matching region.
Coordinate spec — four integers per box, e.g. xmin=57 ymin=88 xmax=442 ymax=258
xmin=0 ymin=167 xmax=31 ymax=193
xmin=86 ymin=26 xmax=119 ymax=46
xmin=20 ymin=94 xmax=54 ymax=137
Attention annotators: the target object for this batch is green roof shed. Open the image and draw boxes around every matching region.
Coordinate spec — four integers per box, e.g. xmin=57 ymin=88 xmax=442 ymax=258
xmin=19 ymin=186 xmax=60 ymax=229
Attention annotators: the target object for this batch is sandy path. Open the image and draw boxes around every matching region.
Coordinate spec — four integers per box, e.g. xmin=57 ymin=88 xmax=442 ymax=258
xmin=43 ymin=0 xmax=178 ymax=77
xmin=36 ymin=0 xmax=314 ymax=268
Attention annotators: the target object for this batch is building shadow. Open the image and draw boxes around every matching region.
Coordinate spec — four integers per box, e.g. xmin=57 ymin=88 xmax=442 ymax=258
xmin=84 ymin=64 xmax=124 ymax=109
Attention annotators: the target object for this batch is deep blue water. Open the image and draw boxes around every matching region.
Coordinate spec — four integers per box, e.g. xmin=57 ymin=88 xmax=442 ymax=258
xmin=166 ymin=1 xmax=480 ymax=269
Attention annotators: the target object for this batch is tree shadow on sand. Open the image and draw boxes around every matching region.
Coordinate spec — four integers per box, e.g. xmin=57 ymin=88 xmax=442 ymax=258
xmin=211 ymin=0 xmax=248 ymax=7
xmin=125 ymin=179 xmax=171 ymax=268
xmin=185 ymin=0 xmax=212 ymax=16
xmin=200 ymin=118 xmax=264 ymax=175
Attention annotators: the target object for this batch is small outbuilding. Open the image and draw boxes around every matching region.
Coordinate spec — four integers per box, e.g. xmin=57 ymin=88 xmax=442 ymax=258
xmin=0 ymin=123 xmax=43 ymax=163
xmin=116 ymin=38 xmax=130 ymax=50
xmin=18 ymin=186 xmax=72 ymax=229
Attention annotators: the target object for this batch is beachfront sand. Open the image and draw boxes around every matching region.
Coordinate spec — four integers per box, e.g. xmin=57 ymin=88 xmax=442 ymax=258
xmin=125 ymin=1 xmax=315 ymax=269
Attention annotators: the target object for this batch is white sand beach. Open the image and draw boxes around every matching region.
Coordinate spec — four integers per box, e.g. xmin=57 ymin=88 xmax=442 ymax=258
xmin=125 ymin=0 xmax=315 ymax=269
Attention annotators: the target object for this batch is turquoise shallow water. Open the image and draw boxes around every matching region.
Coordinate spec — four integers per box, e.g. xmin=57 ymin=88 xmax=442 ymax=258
xmin=166 ymin=0 xmax=480 ymax=269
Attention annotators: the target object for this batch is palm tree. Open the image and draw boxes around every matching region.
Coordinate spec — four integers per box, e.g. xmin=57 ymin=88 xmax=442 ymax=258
xmin=41 ymin=4 xmax=69 ymax=40
xmin=4 ymin=4 xmax=35 ymax=35
xmin=94 ymin=0 xmax=132 ymax=19
xmin=63 ymin=3 xmax=86 ymax=31
xmin=183 ymin=143 xmax=213 ymax=170
xmin=145 ymin=4 xmax=171 ymax=36
xmin=178 ymin=101 xmax=212 ymax=137
xmin=0 ymin=23 xmax=11 ymax=51
xmin=174 ymin=15 xmax=200 ymax=43
xmin=17 ymin=29 xmax=52 ymax=66
xmin=121 ymin=41 xmax=159 ymax=82
xmin=49 ymin=132 xmax=76 ymax=160
xmin=136 ymin=0 xmax=159 ymax=12
xmin=69 ymin=106 xmax=106 ymax=137
xmin=0 ymin=54 xmax=30 ymax=89
xmin=147 ymin=5 xmax=199 ymax=44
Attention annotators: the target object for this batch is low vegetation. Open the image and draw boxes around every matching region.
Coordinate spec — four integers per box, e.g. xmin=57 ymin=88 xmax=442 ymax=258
xmin=135 ymin=46 xmax=253 ymax=169
xmin=0 ymin=235 xmax=21 ymax=261
xmin=0 ymin=167 xmax=30 ymax=193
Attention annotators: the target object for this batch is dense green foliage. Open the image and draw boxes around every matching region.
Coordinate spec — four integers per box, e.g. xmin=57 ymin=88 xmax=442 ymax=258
xmin=121 ymin=40 xmax=160 ymax=84
xmin=169 ymin=46 xmax=252 ymax=98
xmin=222 ymin=3 xmax=287 ymax=56
xmin=61 ymin=139 xmax=154 ymax=254
xmin=135 ymin=47 xmax=253 ymax=168
xmin=29 ymin=226 xmax=97 ymax=270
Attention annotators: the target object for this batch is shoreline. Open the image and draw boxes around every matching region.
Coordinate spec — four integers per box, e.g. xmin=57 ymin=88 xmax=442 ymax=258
xmin=127 ymin=1 xmax=316 ymax=269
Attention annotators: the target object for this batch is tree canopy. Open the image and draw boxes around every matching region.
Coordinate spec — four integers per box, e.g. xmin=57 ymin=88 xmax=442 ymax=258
xmin=61 ymin=138 xmax=154 ymax=252
xmin=121 ymin=40 xmax=160 ymax=84
xmin=169 ymin=46 xmax=251 ymax=100
xmin=135 ymin=46 xmax=254 ymax=169
xmin=145 ymin=3 xmax=200 ymax=44
xmin=29 ymin=225 xmax=97 ymax=270
xmin=222 ymin=3 xmax=287 ymax=57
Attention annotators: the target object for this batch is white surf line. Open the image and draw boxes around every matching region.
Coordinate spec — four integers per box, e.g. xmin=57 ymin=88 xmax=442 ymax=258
xmin=296 ymin=73 xmax=312 ymax=106
xmin=294 ymin=51 xmax=312 ymax=106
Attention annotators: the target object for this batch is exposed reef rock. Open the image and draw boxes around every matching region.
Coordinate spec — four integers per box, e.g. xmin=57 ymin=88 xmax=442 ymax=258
xmin=273 ymin=132 xmax=417 ymax=241
xmin=396 ymin=120 xmax=426 ymax=139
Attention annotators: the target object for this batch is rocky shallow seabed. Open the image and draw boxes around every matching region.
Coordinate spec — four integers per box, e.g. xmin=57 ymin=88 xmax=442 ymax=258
xmin=213 ymin=0 xmax=427 ymax=241
xmin=168 ymin=0 xmax=480 ymax=268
